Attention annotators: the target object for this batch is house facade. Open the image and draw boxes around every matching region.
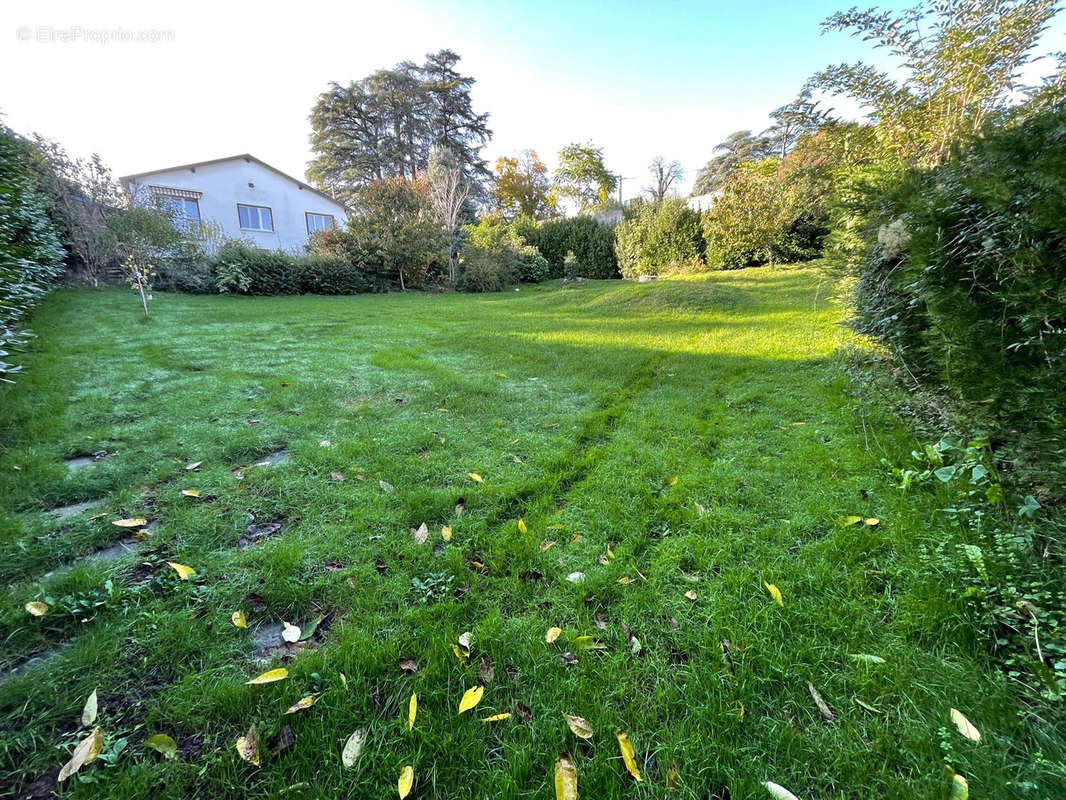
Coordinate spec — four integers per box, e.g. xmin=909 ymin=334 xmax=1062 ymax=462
xmin=120 ymin=154 xmax=347 ymax=253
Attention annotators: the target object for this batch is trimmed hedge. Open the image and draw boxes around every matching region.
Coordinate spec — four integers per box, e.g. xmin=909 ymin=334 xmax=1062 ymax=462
xmin=0 ymin=127 xmax=65 ymax=380
xmin=210 ymin=241 xmax=380 ymax=296
xmin=856 ymin=109 xmax=1066 ymax=489
xmin=517 ymin=216 xmax=618 ymax=279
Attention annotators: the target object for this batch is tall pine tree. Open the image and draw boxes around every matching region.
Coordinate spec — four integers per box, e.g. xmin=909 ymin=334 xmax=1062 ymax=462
xmin=308 ymin=50 xmax=490 ymax=204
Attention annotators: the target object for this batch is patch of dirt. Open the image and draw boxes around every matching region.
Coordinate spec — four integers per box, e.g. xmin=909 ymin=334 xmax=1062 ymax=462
xmin=14 ymin=766 xmax=59 ymax=800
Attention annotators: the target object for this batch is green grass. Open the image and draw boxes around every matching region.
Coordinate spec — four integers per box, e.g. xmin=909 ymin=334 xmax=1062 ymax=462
xmin=0 ymin=267 xmax=1058 ymax=798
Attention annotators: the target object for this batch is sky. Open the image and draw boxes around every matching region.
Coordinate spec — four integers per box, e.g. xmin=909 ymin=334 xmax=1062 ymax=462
xmin=2 ymin=0 xmax=1064 ymax=200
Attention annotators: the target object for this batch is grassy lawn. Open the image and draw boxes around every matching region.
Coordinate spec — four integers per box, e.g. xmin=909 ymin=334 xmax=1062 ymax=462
xmin=0 ymin=267 xmax=1050 ymax=798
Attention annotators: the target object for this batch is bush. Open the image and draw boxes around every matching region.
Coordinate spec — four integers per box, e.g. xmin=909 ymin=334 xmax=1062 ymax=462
xmin=701 ymin=159 xmax=825 ymax=270
xmin=344 ymin=178 xmax=448 ymax=290
xmin=456 ymin=247 xmax=514 ymax=292
xmin=212 ymin=242 xmax=300 ymax=295
xmin=153 ymin=238 xmax=216 ymax=293
xmin=296 ymin=254 xmax=377 ymax=294
xmin=855 ymin=109 xmax=1066 ymax=492
xmin=459 ymin=217 xmax=549 ymax=288
xmin=614 ymin=198 xmax=704 ymax=279
xmin=0 ymin=126 xmax=65 ymax=380
xmin=521 ymin=216 xmax=617 ymax=278
xmin=308 ymin=228 xmax=390 ymax=291
xmin=210 ymin=240 xmax=380 ymax=296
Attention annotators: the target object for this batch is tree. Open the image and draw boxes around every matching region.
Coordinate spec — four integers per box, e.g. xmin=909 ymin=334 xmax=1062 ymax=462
xmin=702 ymin=160 xmax=797 ymax=268
xmin=764 ymin=89 xmax=830 ymax=159
xmin=492 ymin=150 xmax=553 ymax=219
xmin=552 ymin=143 xmax=616 ymax=213
xmin=419 ymin=49 xmax=492 ymax=187
xmin=427 ymin=146 xmax=470 ymax=283
xmin=808 ymin=0 xmax=1059 ymax=167
xmin=29 ymin=136 xmax=126 ymax=285
xmin=691 ymin=131 xmax=771 ymax=195
xmin=644 ymin=156 xmax=684 ymax=203
xmin=309 ymin=50 xmax=491 ymax=204
xmin=346 ymin=178 xmax=446 ymax=290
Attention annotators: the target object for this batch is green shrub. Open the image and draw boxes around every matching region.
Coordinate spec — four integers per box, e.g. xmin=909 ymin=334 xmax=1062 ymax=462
xmin=701 ymin=159 xmax=826 ymax=270
xmin=210 ymin=240 xmax=381 ymax=296
xmin=461 ymin=217 xmax=549 ymax=287
xmin=344 ymin=178 xmax=448 ymax=290
xmin=521 ymin=216 xmax=617 ymax=278
xmin=855 ymin=109 xmax=1066 ymax=492
xmin=296 ymin=254 xmax=377 ymax=294
xmin=153 ymin=238 xmax=216 ymax=293
xmin=212 ymin=242 xmax=299 ymax=295
xmin=614 ymin=198 xmax=704 ymax=279
xmin=456 ymin=247 xmax=514 ymax=292
xmin=0 ymin=126 xmax=65 ymax=381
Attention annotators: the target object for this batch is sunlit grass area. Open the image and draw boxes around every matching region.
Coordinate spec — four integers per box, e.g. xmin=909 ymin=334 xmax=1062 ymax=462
xmin=0 ymin=267 xmax=1050 ymax=798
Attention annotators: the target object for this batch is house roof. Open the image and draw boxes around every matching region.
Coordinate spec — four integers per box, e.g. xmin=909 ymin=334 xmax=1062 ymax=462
xmin=119 ymin=153 xmax=344 ymax=210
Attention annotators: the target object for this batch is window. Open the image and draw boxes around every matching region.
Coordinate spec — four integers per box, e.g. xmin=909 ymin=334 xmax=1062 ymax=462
xmin=157 ymin=196 xmax=200 ymax=229
xmin=237 ymin=204 xmax=273 ymax=231
xmin=305 ymin=212 xmax=335 ymax=233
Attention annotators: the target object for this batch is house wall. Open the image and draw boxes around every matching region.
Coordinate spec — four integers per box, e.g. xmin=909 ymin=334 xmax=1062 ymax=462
xmin=124 ymin=157 xmax=347 ymax=253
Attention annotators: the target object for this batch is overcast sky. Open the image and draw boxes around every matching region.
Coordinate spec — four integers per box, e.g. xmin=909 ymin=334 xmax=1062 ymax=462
xmin=3 ymin=0 xmax=1064 ymax=200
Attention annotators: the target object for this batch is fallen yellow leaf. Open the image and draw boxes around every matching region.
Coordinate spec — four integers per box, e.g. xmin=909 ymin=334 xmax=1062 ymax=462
xmin=616 ymin=730 xmax=642 ymax=782
xmin=518 ymin=518 xmax=528 ymax=534
xmin=480 ymin=713 xmax=511 ymax=722
xmin=285 ymin=696 xmax=317 ymax=714
xmin=246 ymin=668 xmax=288 ymax=685
xmin=950 ymin=708 xmax=981 ymax=742
xmin=167 ymin=562 xmax=196 ymax=581
xmin=442 ymin=525 xmax=452 ymax=541
xmin=58 ymin=727 xmax=103 ymax=782
xmin=25 ymin=601 xmax=49 ymax=617
xmin=764 ymin=581 xmax=784 ymax=607
xmin=81 ymin=689 xmax=98 ymax=727
xmin=458 ymin=685 xmax=484 ymax=714
xmin=235 ymin=724 xmax=260 ymax=766
xmin=341 ymin=728 xmax=366 ymax=767
xmin=408 ymin=693 xmax=417 ymax=731
xmin=231 ymin=610 xmax=247 ymax=628
xmin=684 ymin=589 xmax=698 ymax=601
xmin=564 ymin=713 xmax=594 ymax=739
xmin=667 ymin=760 xmax=680 ymax=790
xmin=452 ymin=643 xmax=470 ymax=665
xmin=398 ymin=765 xmax=414 ymax=799
xmin=181 ymin=489 xmax=200 ymax=498
xmin=468 ymin=472 xmax=483 ymax=483
xmin=112 ymin=518 xmax=147 ymax=528
xmin=555 ymin=754 xmax=578 ymax=800
xmin=865 ymin=517 xmax=880 ymax=527
xmin=545 ymin=626 xmax=562 ymax=643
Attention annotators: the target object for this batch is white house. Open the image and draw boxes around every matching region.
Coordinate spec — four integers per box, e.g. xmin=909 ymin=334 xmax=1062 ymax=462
xmin=687 ymin=192 xmax=721 ymax=213
xmin=120 ymin=154 xmax=347 ymax=253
